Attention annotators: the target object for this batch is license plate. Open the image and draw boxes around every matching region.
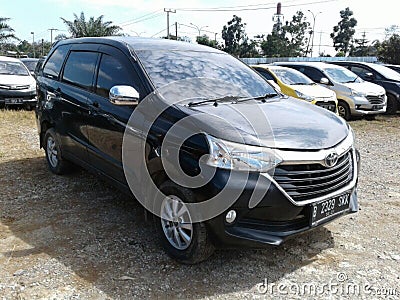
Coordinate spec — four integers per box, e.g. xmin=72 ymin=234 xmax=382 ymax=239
xmin=373 ymin=105 xmax=384 ymax=110
xmin=311 ymin=192 xmax=351 ymax=226
xmin=5 ymin=98 xmax=24 ymax=104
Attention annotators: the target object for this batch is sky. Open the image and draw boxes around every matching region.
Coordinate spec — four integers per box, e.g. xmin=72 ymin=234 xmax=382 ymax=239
xmin=2 ymin=0 xmax=399 ymax=56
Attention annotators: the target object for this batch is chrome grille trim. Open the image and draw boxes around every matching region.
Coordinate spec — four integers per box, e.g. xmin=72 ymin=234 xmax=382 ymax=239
xmin=274 ymin=151 xmax=353 ymax=202
xmin=366 ymin=95 xmax=385 ymax=104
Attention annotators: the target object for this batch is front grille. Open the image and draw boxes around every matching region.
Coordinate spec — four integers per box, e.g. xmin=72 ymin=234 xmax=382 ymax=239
xmin=0 ymin=95 xmax=35 ymax=100
xmin=0 ymin=85 xmax=30 ymax=90
xmin=366 ymin=95 xmax=385 ymax=104
xmin=274 ymin=151 xmax=353 ymax=202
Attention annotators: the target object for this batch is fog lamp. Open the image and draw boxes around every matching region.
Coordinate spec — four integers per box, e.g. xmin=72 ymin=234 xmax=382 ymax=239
xmin=225 ymin=210 xmax=237 ymax=224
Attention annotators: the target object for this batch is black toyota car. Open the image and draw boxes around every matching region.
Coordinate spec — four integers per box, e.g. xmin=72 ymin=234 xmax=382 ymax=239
xmin=35 ymin=37 xmax=360 ymax=263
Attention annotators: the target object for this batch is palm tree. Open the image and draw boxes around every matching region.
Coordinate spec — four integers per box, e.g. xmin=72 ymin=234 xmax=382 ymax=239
xmin=61 ymin=12 xmax=122 ymax=38
xmin=0 ymin=17 xmax=18 ymax=43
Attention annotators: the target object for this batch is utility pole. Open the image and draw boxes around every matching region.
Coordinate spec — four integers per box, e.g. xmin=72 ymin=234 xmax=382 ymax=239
xmin=175 ymin=22 xmax=178 ymax=40
xmin=318 ymin=31 xmax=322 ymax=56
xmin=307 ymin=10 xmax=322 ymax=57
xmin=48 ymin=28 xmax=58 ymax=44
xmin=41 ymin=39 xmax=44 ymax=56
xmin=31 ymin=32 xmax=35 ymax=58
xmin=164 ymin=8 xmax=176 ymax=39
xmin=214 ymin=33 xmax=218 ymax=44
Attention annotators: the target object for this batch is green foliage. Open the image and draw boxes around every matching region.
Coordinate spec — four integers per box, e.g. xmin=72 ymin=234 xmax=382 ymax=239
xmin=61 ymin=12 xmax=122 ymax=38
xmin=221 ymin=15 xmax=258 ymax=57
xmin=261 ymin=11 xmax=310 ymax=57
xmin=0 ymin=17 xmax=18 ymax=43
xmin=330 ymin=7 xmax=357 ymax=56
xmin=378 ymin=34 xmax=400 ymax=64
xmin=196 ymin=35 xmax=218 ymax=48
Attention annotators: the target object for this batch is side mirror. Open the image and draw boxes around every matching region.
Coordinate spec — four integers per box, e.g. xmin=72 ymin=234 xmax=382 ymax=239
xmin=365 ymin=72 xmax=374 ymax=79
xmin=320 ymin=78 xmax=330 ymax=85
xmin=109 ymin=85 xmax=139 ymax=106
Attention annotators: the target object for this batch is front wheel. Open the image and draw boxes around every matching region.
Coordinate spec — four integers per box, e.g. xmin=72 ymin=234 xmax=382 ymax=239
xmin=154 ymin=181 xmax=215 ymax=264
xmin=338 ymin=100 xmax=351 ymax=121
xmin=386 ymin=94 xmax=398 ymax=115
xmin=44 ymin=128 xmax=71 ymax=175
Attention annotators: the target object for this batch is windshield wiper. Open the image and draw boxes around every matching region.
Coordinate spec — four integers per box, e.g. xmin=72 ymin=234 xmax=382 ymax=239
xmin=236 ymin=93 xmax=279 ymax=103
xmin=345 ymin=75 xmax=360 ymax=83
xmin=187 ymin=95 xmax=241 ymax=107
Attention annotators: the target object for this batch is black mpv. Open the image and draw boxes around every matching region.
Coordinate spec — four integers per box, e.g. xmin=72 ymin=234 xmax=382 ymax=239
xmin=35 ymin=37 xmax=360 ymax=263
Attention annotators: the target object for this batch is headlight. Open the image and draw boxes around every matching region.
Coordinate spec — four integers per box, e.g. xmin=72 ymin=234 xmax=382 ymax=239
xmin=29 ymin=83 xmax=36 ymax=91
xmin=205 ymin=135 xmax=282 ymax=172
xmin=295 ymin=90 xmax=313 ymax=101
xmin=350 ymin=89 xmax=366 ymax=97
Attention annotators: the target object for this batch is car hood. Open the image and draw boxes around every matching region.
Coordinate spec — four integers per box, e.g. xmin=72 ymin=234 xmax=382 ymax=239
xmin=0 ymin=74 xmax=35 ymax=86
xmin=343 ymin=81 xmax=385 ymax=95
xmin=291 ymin=84 xmax=335 ymax=98
xmin=182 ymin=97 xmax=348 ymax=150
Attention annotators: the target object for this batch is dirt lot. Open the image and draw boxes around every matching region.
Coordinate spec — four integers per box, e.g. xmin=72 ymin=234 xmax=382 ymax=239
xmin=0 ymin=109 xmax=399 ymax=299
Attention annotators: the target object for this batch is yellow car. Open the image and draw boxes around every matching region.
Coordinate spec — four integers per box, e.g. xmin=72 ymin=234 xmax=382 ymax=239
xmin=252 ymin=64 xmax=338 ymax=113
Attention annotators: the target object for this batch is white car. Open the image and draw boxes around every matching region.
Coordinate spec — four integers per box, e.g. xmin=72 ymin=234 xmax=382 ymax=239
xmin=275 ymin=62 xmax=387 ymax=120
xmin=0 ymin=56 xmax=37 ymax=109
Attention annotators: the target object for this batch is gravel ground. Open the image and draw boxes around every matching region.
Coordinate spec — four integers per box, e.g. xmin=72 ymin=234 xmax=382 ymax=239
xmin=0 ymin=110 xmax=399 ymax=299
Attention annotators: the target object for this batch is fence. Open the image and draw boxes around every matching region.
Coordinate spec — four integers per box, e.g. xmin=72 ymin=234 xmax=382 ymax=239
xmin=241 ymin=56 xmax=378 ymax=65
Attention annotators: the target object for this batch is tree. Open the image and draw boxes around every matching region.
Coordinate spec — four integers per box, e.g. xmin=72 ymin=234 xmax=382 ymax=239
xmin=0 ymin=17 xmax=18 ymax=43
xmin=261 ymin=11 xmax=310 ymax=57
xmin=330 ymin=7 xmax=357 ymax=56
xmin=55 ymin=34 xmax=68 ymax=41
xmin=61 ymin=12 xmax=122 ymax=38
xmin=196 ymin=35 xmax=218 ymax=48
xmin=378 ymin=34 xmax=400 ymax=64
xmin=221 ymin=15 xmax=248 ymax=56
xmin=282 ymin=11 xmax=310 ymax=57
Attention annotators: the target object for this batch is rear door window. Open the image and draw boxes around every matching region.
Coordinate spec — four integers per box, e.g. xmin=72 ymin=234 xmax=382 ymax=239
xmin=302 ymin=67 xmax=324 ymax=82
xmin=254 ymin=68 xmax=276 ymax=82
xmin=62 ymin=51 xmax=99 ymax=91
xmin=43 ymin=45 xmax=70 ymax=79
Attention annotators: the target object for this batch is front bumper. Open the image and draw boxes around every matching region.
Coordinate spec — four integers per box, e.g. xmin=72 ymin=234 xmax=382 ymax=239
xmin=0 ymin=89 xmax=37 ymax=105
xmin=347 ymin=95 xmax=387 ymax=116
xmin=204 ymin=144 xmax=360 ymax=249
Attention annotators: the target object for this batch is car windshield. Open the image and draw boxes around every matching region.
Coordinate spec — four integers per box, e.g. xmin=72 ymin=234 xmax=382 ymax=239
xmin=22 ymin=61 xmax=38 ymax=72
xmin=0 ymin=61 xmax=29 ymax=76
xmin=371 ymin=64 xmax=400 ymax=81
xmin=136 ymin=50 xmax=276 ymax=99
xmin=272 ymin=68 xmax=314 ymax=85
xmin=324 ymin=67 xmax=359 ymax=83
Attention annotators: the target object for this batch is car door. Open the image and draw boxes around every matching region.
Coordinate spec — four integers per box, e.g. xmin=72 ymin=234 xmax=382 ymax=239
xmin=86 ymin=45 xmax=146 ymax=185
xmin=57 ymin=45 xmax=100 ymax=164
xmin=348 ymin=65 xmax=379 ymax=83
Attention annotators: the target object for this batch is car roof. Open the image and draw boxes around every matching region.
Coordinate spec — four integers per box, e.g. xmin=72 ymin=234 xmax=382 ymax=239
xmin=252 ymin=64 xmax=291 ymax=71
xmin=276 ymin=61 xmax=347 ymax=70
xmin=20 ymin=58 xmax=39 ymax=62
xmin=56 ymin=36 xmax=223 ymax=53
xmin=0 ymin=55 xmax=25 ymax=63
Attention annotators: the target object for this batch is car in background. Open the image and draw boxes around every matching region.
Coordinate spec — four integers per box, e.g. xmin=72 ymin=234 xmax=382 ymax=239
xmin=0 ymin=56 xmax=37 ymax=110
xmin=275 ymin=62 xmax=387 ymax=120
xmin=20 ymin=58 xmax=39 ymax=76
xmin=329 ymin=61 xmax=400 ymax=114
xmin=252 ymin=65 xmax=338 ymax=113
xmin=384 ymin=64 xmax=400 ymax=74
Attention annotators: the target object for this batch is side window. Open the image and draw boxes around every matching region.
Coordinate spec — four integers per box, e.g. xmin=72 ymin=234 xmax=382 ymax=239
xmin=43 ymin=45 xmax=69 ymax=79
xmin=62 ymin=51 xmax=98 ymax=91
xmin=350 ymin=66 xmax=370 ymax=79
xmin=303 ymin=67 xmax=324 ymax=82
xmin=96 ymin=54 xmax=137 ymax=98
xmin=255 ymin=69 xmax=276 ymax=82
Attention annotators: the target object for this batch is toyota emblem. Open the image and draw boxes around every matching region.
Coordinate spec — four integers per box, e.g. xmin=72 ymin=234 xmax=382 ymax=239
xmin=325 ymin=152 xmax=339 ymax=167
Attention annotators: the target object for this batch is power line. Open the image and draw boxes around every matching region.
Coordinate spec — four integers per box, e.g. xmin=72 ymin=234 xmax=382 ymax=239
xmin=118 ymin=9 xmax=163 ymax=26
xmin=150 ymin=24 xmax=175 ymax=38
xmin=175 ymin=0 xmax=337 ymax=12
xmin=119 ymin=11 xmax=164 ymax=27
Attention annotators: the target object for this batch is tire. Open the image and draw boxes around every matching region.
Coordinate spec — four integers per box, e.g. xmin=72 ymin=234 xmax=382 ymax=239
xmin=154 ymin=181 xmax=215 ymax=264
xmin=337 ymin=100 xmax=351 ymax=121
xmin=386 ymin=94 xmax=398 ymax=115
xmin=44 ymin=128 xmax=71 ymax=175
